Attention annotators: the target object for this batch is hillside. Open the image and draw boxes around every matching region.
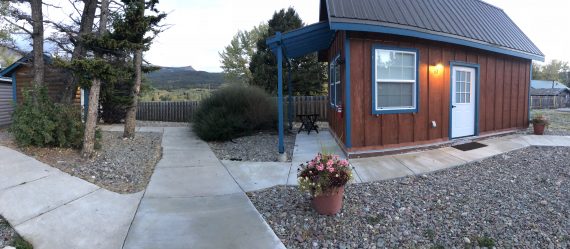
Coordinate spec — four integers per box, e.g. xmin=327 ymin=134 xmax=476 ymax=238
xmin=145 ymin=66 xmax=225 ymax=89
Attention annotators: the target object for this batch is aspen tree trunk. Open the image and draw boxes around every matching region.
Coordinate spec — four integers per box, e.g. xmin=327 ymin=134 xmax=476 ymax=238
xmin=30 ymin=0 xmax=44 ymax=88
xmin=123 ymin=0 xmax=145 ymax=138
xmin=61 ymin=0 xmax=98 ymax=103
xmin=123 ymin=48 xmax=142 ymax=138
xmin=82 ymin=0 xmax=109 ymax=157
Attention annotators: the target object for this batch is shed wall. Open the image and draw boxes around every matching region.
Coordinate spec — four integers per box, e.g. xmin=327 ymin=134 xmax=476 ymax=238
xmin=0 ymin=82 xmax=13 ymax=127
xmin=15 ymin=64 xmax=80 ymax=104
xmin=326 ymin=31 xmax=346 ymax=145
xmin=343 ymin=32 xmax=530 ymax=152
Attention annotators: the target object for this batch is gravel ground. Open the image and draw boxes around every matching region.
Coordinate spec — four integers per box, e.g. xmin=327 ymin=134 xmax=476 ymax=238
xmin=208 ymin=131 xmax=296 ymax=162
xmin=249 ymin=146 xmax=570 ymax=248
xmin=0 ymin=130 xmax=162 ymax=194
xmin=135 ymin=120 xmax=189 ymax=127
xmin=0 ymin=216 xmax=31 ymax=248
xmin=0 ymin=216 xmax=16 ymax=248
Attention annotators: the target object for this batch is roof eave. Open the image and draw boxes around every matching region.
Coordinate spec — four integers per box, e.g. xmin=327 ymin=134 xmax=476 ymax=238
xmin=330 ymin=19 xmax=545 ymax=62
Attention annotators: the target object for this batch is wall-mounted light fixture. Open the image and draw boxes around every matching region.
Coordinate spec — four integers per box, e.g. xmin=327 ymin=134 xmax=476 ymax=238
xmin=431 ymin=63 xmax=444 ymax=75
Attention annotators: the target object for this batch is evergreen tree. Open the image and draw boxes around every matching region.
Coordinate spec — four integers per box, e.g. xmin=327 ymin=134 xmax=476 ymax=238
xmin=249 ymin=8 xmax=326 ymax=95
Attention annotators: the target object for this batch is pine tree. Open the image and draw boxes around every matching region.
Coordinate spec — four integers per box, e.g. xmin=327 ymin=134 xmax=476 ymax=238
xmin=249 ymin=8 xmax=326 ymax=95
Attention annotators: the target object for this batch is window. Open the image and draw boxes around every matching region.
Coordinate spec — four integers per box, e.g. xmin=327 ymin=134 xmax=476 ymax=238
xmin=373 ymin=47 xmax=418 ymax=114
xmin=455 ymin=71 xmax=472 ymax=103
xmin=329 ymin=55 xmax=341 ymax=107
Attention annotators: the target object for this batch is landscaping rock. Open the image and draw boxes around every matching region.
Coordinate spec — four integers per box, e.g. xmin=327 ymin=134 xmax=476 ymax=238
xmin=208 ymin=131 xmax=295 ymax=162
xmin=249 ymin=146 xmax=570 ymax=248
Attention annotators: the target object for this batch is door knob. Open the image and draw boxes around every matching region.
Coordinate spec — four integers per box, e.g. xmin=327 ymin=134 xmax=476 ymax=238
xmin=452 ymin=105 xmax=457 ymax=108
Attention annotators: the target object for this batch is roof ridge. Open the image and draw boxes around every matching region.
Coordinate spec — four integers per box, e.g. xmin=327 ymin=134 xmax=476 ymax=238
xmin=471 ymin=0 xmax=504 ymax=11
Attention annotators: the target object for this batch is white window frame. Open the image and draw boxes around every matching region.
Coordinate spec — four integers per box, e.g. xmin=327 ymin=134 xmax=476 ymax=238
xmin=373 ymin=47 xmax=419 ymax=114
xmin=330 ymin=55 xmax=341 ymax=107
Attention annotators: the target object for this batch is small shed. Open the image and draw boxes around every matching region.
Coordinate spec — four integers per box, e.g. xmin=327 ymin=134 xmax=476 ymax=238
xmin=0 ymin=53 xmax=81 ymax=105
xmin=530 ymin=88 xmax=570 ymax=109
xmin=0 ymin=76 xmax=13 ymax=127
xmin=266 ymin=0 xmax=544 ymax=157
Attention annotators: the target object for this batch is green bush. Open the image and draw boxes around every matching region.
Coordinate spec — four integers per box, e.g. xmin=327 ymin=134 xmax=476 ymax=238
xmin=11 ymin=86 xmax=85 ymax=148
xmin=193 ymin=84 xmax=277 ymax=141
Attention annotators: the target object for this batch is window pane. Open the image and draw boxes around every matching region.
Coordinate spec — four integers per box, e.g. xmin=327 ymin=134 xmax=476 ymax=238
xmin=335 ymin=64 xmax=341 ymax=82
xmin=466 ymin=83 xmax=471 ymax=93
xmin=377 ymin=82 xmax=414 ymax=108
xmin=402 ymin=67 xmax=414 ymax=80
xmin=456 ymin=93 xmax=461 ymax=102
xmin=402 ymin=53 xmax=414 ymax=67
xmin=466 ymin=72 xmax=471 ymax=83
xmin=336 ymin=83 xmax=342 ymax=106
xmin=466 ymin=93 xmax=470 ymax=103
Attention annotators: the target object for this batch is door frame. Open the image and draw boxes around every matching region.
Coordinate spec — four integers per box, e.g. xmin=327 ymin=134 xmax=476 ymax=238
xmin=449 ymin=61 xmax=480 ymax=139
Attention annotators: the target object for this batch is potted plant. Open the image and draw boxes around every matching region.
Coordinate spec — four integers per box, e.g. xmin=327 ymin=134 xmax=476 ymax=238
xmin=531 ymin=115 xmax=549 ymax=135
xmin=298 ymin=153 xmax=352 ymax=215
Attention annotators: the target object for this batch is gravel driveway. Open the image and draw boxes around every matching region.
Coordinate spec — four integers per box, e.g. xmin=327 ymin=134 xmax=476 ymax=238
xmin=249 ymin=146 xmax=570 ymax=248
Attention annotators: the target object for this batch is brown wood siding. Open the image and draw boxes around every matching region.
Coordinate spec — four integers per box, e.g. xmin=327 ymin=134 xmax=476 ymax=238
xmin=335 ymin=32 xmax=530 ymax=152
xmin=15 ymin=64 xmax=80 ymax=105
xmin=326 ymin=31 xmax=346 ymax=144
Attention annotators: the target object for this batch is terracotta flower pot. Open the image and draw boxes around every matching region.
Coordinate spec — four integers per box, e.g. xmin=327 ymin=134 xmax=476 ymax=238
xmin=533 ymin=124 xmax=546 ymax=135
xmin=312 ymin=186 xmax=344 ymax=215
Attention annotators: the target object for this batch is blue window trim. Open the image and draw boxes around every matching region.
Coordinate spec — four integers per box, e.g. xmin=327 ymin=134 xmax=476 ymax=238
xmin=371 ymin=45 xmax=420 ymax=115
xmin=11 ymin=74 xmax=16 ymax=103
xmin=330 ymin=22 xmax=545 ymax=62
xmin=329 ymin=54 xmax=341 ymax=107
xmin=448 ymin=61 xmax=481 ymax=139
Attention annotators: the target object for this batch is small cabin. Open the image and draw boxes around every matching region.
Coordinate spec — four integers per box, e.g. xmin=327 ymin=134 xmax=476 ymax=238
xmin=267 ymin=0 xmax=544 ymax=157
xmin=0 ymin=54 xmax=81 ymax=105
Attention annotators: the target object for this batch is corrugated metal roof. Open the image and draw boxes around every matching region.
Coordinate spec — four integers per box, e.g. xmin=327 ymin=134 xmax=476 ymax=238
xmin=531 ymin=80 xmax=568 ymax=89
xmin=326 ymin=0 xmax=543 ymax=58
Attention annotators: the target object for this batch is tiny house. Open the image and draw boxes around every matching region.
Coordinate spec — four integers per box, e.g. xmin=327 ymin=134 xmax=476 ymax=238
xmin=0 ymin=54 xmax=81 ymax=105
xmin=267 ymin=0 xmax=544 ymax=157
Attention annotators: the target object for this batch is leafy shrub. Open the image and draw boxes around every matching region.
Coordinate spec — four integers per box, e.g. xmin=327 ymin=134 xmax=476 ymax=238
xmin=193 ymin=84 xmax=277 ymax=141
xmin=11 ymin=86 xmax=85 ymax=148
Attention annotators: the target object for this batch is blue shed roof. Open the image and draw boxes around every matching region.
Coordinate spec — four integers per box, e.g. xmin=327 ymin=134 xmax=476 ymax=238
xmin=531 ymin=80 xmax=568 ymax=89
xmin=0 ymin=53 xmax=52 ymax=77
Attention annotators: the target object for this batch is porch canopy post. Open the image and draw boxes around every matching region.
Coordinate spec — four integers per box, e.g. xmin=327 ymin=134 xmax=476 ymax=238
xmin=266 ymin=22 xmax=336 ymax=157
xmin=276 ymin=32 xmax=285 ymax=154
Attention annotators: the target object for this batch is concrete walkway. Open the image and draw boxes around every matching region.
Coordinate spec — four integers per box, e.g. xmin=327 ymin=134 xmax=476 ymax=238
xmin=0 ymin=147 xmax=142 ymax=249
xmin=222 ymin=131 xmax=570 ymax=191
xmin=122 ymin=127 xmax=285 ymax=249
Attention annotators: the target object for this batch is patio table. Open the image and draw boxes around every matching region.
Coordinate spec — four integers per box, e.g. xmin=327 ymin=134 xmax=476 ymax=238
xmin=297 ymin=114 xmax=319 ymax=134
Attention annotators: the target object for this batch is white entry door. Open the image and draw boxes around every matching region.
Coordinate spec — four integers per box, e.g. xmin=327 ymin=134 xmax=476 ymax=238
xmin=451 ymin=66 xmax=476 ymax=138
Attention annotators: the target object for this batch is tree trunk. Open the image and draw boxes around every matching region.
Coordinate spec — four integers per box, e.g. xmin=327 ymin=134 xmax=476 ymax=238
xmin=81 ymin=78 xmax=101 ymax=157
xmin=123 ymin=49 xmax=142 ymax=138
xmin=123 ymin=0 xmax=145 ymax=139
xmin=81 ymin=0 xmax=109 ymax=158
xmin=30 ymin=0 xmax=44 ymax=88
xmin=61 ymin=0 xmax=98 ymax=104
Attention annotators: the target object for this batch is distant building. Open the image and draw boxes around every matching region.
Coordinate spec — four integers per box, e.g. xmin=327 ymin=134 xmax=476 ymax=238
xmin=530 ymin=80 xmax=570 ymax=108
xmin=531 ymin=80 xmax=568 ymax=90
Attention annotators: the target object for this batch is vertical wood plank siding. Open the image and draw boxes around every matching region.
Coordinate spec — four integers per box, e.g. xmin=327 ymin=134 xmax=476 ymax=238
xmin=15 ymin=65 xmax=80 ymax=104
xmin=343 ymin=32 xmax=531 ymax=151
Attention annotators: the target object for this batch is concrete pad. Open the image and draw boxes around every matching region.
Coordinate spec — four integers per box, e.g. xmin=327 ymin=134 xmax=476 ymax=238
xmin=123 ymin=194 xmax=285 ymax=249
xmin=395 ymin=149 xmax=467 ymax=174
xmin=0 ymin=173 xmax=99 ymax=226
xmin=158 ymin=149 xmax=220 ymax=168
xmin=138 ymin=127 xmax=165 ymax=133
xmin=481 ymin=137 xmax=530 ymax=153
xmin=440 ymin=146 xmax=502 ymax=162
xmin=161 ymin=134 xmax=208 ymax=149
xmin=542 ymin=135 xmax=570 ymax=146
xmin=351 ymin=156 xmax=414 ymax=182
xmin=521 ymin=135 xmax=556 ymax=146
xmin=223 ymin=161 xmax=290 ymax=192
xmin=15 ymin=189 xmax=142 ymax=249
xmin=0 ymin=160 xmax=55 ymax=190
xmin=145 ymin=166 xmax=242 ymax=198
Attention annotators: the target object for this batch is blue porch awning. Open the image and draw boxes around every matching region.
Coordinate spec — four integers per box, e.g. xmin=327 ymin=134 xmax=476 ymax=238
xmin=265 ymin=21 xmax=336 ymax=156
xmin=266 ymin=21 xmax=335 ymax=59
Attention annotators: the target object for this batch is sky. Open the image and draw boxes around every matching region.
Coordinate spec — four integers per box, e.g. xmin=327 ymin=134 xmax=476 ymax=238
xmin=11 ymin=0 xmax=570 ymax=72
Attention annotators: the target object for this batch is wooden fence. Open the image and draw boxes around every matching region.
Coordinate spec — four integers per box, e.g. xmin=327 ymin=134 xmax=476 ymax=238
xmin=136 ymin=95 xmax=330 ymax=122
xmin=530 ymin=96 xmax=570 ymax=109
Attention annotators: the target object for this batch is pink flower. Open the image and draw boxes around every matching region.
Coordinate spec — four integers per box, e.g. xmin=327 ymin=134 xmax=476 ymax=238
xmin=316 ymin=163 xmax=325 ymax=171
xmin=326 ymin=159 xmax=334 ymax=167
xmin=340 ymin=160 xmax=349 ymax=167
xmin=327 ymin=166 xmax=335 ymax=173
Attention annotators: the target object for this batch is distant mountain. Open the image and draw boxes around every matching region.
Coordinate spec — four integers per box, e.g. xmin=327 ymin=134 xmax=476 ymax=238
xmin=145 ymin=65 xmax=225 ymax=90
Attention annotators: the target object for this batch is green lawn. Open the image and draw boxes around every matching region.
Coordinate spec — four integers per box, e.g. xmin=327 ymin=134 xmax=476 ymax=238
xmin=530 ymin=109 xmax=570 ymax=134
